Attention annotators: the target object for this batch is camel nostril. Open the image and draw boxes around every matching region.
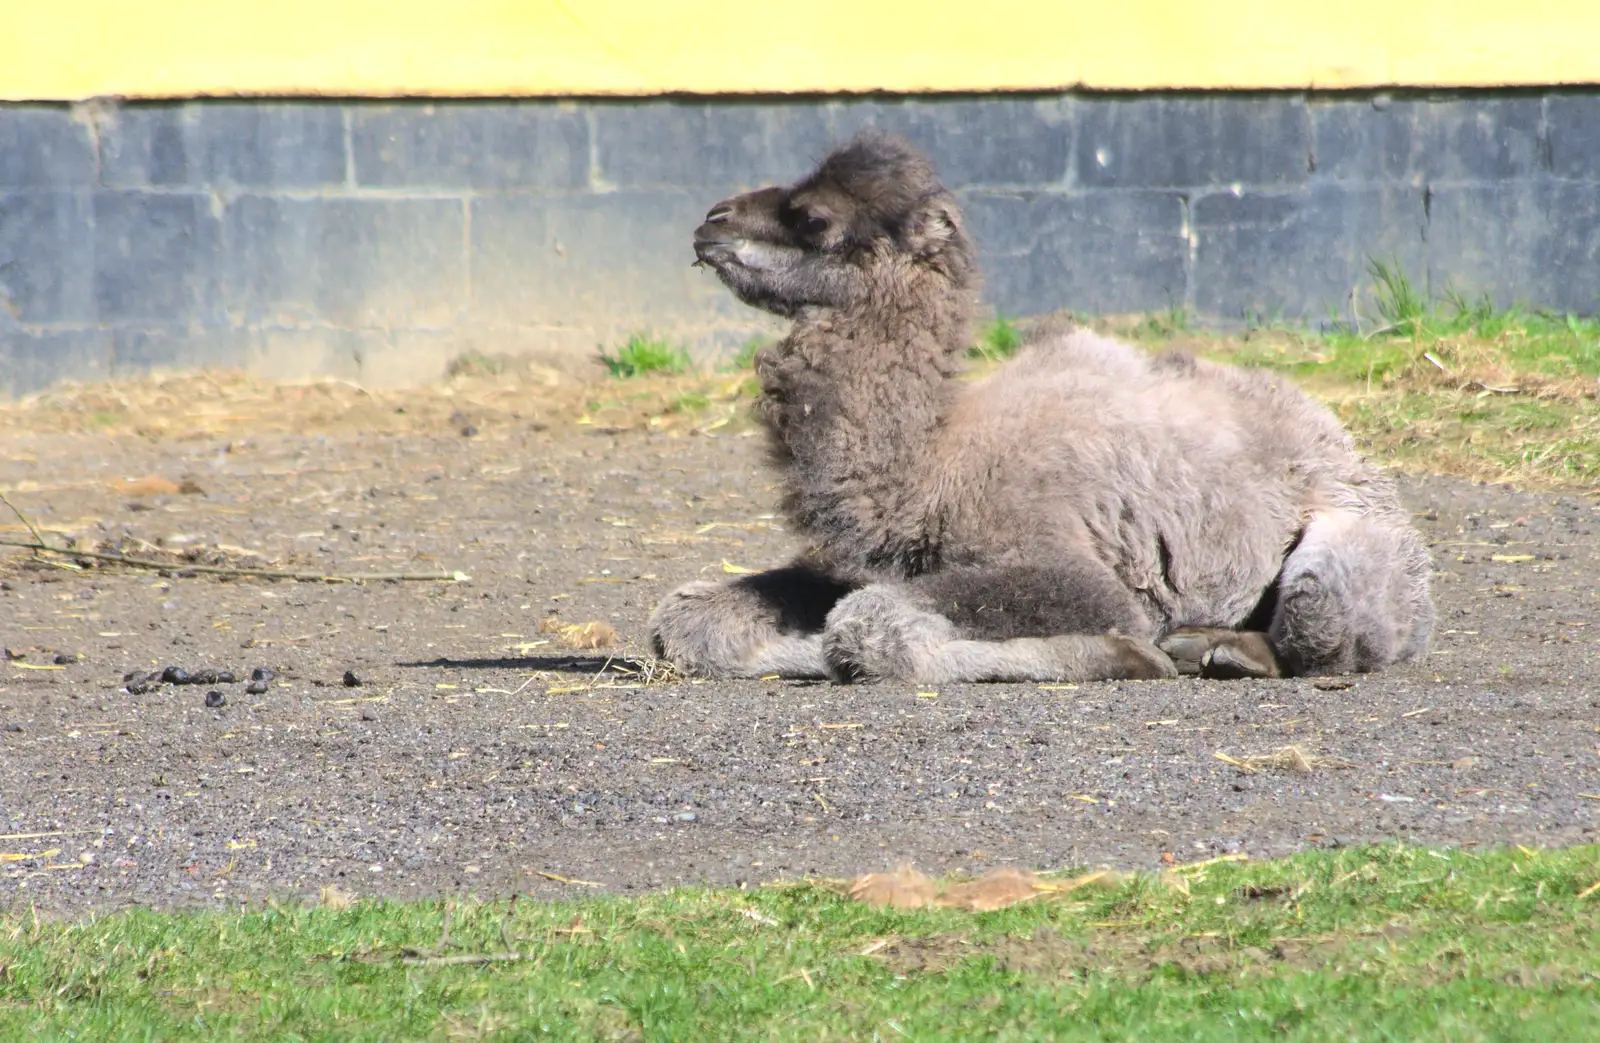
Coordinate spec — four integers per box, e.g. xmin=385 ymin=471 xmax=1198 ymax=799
xmin=705 ymin=204 xmax=733 ymax=223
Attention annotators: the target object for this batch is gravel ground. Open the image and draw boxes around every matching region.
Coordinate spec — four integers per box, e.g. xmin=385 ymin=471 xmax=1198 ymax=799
xmin=2 ymin=408 xmax=1597 ymax=914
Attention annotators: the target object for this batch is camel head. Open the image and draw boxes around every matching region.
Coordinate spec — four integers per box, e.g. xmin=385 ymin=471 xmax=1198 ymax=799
xmin=692 ymin=134 xmax=975 ymax=317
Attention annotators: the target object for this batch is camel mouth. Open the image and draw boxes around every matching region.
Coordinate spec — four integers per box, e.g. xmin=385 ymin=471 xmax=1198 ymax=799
xmin=692 ymin=225 xmax=738 ymax=270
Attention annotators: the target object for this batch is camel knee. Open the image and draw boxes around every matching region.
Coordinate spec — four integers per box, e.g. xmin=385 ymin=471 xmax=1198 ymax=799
xmin=648 ymin=580 xmax=763 ymax=677
xmin=821 ymin=585 xmax=957 ymax=683
xmin=1271 ymin=569 xmax=1356 ymax=674
xmin=1269 ymin=514 xmax=1433 ymax=676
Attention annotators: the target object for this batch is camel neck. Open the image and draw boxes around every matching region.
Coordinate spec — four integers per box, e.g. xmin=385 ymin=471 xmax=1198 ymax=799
xmin=759 ymin=280 xmax=972 ymax=575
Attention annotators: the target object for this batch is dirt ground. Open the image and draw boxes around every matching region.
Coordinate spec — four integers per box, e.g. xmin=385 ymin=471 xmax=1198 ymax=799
xmin=1 ymin=373 xmax=1597 ymax=915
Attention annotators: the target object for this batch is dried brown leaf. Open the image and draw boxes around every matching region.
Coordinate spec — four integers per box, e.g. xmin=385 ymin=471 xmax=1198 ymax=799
xmin=318 ymin=884 xmax=356 ymax=910
xmin=937 ymin=869 xmax=1046 ymax=911
xmin=848 ymin=865 xmax=938 ymax=909
xmin=1038 ymin=869 xmax=1130 ymax=895
xmin=538 ymin=618 xmax=618 ymax=649
xmin=111 ymin=475 xmax=181 ymax=496
xmin=1217 ymin=745 xmax=1350 ymax=774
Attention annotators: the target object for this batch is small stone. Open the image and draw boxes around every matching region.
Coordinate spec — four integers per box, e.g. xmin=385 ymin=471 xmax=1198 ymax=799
xmin=342 ymin=670 xmax=361 ymax=687
xmin=190 ymin=669 xmax=219 ymax=685
xmin=162 ymin=666 xmax=191 ymax=685
xmin=204 ymin=690 xmax=226 ymax=708
xmin=245 ymin=680 xmax=269 ymax=696
xmin=52 ymin=653 xmax=76 ymax=665
xmin=4 ymin=723 xmax=23 ymax=733
xmin=126 ymin=671 xmax=161 ymax=695
xmin=216 ymin=670 xmax=238 ymax=684
xmin=250 ymin=667 xmax=276 ymax=683
xmin=672 ymin=812 xmax=698 ymax=823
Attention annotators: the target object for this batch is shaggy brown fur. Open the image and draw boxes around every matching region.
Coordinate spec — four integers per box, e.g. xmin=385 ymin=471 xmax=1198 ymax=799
xmin=649 ymin=134 xmax=1434 ymax=683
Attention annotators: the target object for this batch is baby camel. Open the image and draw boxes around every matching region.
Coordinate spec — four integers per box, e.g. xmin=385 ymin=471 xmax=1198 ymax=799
xmin=649 ymin=134 xmax=1433 ymax=683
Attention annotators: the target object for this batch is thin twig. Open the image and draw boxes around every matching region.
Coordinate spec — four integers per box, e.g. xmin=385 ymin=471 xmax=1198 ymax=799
xmin=0 ymin=537 xmax=466 ymax=583
xmin=0 ymin=492 xmax=51 ymax=550
xmin=534 ymin=870 xmax=602 ymax=887
xmin=400 ymin=951 xmax=527 ymax=967
xmin=499 ymin=893 xmax=519 ymax=952
xmin=401 ymin=899 xmax=455 ymax=960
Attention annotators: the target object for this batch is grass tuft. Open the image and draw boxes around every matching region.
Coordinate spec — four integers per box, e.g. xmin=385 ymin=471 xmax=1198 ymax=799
xmin=727 ymin=336 xmax=769 ymax=372
xmin=669 ymin=390 xmax=712 ymax=413
xmin=1367 ymin=255 xmax=1430 ymax=333
xmin=1138 ymin=304 xmax=1193 ymax=340
xmin=598 ymin=333 xmax=692 ymax=378
xmin=443 ymin=348 xmax=507 ymax=378
xmin=968 ymin=316 xmax=1023 ymax=361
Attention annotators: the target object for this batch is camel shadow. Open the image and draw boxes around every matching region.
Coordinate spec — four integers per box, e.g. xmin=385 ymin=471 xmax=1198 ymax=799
xmin=396 ymin=654 xmax=652 ymax=675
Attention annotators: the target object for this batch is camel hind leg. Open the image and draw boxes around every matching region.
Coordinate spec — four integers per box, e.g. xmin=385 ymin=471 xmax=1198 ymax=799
xmin=1160 ymin=509 xmax=1433 ymax=679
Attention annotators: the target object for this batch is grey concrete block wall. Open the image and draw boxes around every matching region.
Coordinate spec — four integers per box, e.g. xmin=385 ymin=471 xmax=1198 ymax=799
xmin=2 ymin=90 xmax=1598 ymax=396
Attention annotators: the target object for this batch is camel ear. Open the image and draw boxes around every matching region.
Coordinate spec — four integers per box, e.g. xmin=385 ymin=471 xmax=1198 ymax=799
xmin=906 ymin=199 xmax=962 ymax=256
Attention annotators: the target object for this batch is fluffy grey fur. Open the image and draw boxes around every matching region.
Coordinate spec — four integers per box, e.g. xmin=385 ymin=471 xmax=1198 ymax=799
xmin=649 ymin=134 xmax=1434 ymax=683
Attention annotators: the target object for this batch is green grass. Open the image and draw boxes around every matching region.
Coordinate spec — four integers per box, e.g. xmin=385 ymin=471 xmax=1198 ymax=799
xmin=3 ymin=844 xmax=1597 ymax=1040
xmin=968 ymin=316 xmax=1023 ymax=361
xmin=726 ymin=336 xmax=768 ymax=372
xmin=598 ymin=334 xmax=693 ymax=379
xmin=1368 ymin=256 xmax=1430 ymax=333
xmin=668 ymin=390 xmax=712 ymax=414
xmin=444 ymin=349 xmax=509 ymax=378
xmin=1136 ymin=304 xmax=1193 ymax=341
xmin=1099 ymin=262 xmax=1600 ymax=487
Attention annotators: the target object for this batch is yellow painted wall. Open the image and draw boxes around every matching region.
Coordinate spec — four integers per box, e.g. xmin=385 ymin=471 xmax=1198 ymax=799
xmin=5 ymin=0 xmax=1598 ymax=101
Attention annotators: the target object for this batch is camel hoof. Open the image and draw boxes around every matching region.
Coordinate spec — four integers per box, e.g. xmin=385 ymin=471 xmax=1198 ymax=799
xmin=1200 ymin=639 xmax=1281 ymax=680
xmin=1112 ymin=636 xmax=1180 ymax=680
xmin=1156 ymin=629 xmax=1214 ymax=675
xmin=1159 ymin=627 xmax=1282 ymax=680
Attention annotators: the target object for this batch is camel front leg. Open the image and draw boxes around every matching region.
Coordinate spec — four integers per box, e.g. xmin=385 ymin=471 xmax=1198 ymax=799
xmin=819 ymin=565 xmax=1176 ymax=684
